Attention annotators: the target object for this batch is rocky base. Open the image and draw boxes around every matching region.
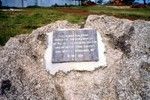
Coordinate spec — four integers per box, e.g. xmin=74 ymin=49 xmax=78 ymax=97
xmin=0 ymin=15 xmax=150 ymax=100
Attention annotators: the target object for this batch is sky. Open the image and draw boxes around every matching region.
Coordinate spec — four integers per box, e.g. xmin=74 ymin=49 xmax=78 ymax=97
xmin=135 ymin=0 xmax=145 ymax=3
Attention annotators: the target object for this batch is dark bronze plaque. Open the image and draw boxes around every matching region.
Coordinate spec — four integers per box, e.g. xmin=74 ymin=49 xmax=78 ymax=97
xmin=52 ymin=29 xmax=99 ymax=63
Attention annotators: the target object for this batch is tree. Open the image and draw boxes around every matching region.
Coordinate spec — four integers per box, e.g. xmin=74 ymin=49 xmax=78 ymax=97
xmin=72 ymin=0 xmax=88 ymax=6
xmin=112 ymin=0 xmax=135 ymax=5
xmin=72 ymin=0 xmax=81 ymax=5
xmin=80 ymin=0 xmax=88 ymax=5
xmin=124 ymin=0 xmax=135 ymax=5
xmin=112 ymin=0 xmax=122 ymax=5
xmin=97 ymin=0 xmax=103 ymax=4
xmin=142 ymin=0 xmax=150 ymax=5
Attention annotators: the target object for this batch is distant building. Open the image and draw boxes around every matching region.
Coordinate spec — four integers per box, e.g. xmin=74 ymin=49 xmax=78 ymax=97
xmin=1 ymin=0 xmax=80 ymax=7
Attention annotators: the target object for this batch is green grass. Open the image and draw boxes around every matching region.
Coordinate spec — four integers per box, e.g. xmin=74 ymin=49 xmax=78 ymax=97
xmin=0 ymin=6 xmax=150 ymax=46
xmin=0 ymin=8 xmax=86 ymax=45
xmin=81 ymin=6 xmax=150 ymax=20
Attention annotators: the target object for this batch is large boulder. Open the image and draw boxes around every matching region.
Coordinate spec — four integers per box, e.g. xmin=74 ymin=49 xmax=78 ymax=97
xmin=0 ymin=15 xmax=150 ymax=100
xmin=85 ymin=15 xmax=150 ymax=100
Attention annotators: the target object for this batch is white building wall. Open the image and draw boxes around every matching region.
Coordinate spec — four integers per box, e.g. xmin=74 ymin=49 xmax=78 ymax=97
xmin=1 ymin=0 xmax=79 ymax=7
xmin=38 ymin=0 xmax=78 ymax=7
xmin=1 ymin=0 xmax=36 ymax=7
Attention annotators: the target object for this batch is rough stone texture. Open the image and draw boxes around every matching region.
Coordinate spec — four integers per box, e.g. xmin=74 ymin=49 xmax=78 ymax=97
xmin=85 ymin=15 xmax=150 ymax=100
xmin=0 ymin=16 xmax=150 ymax=100
xmin=0 ymin=21 xmax=80 ymax=100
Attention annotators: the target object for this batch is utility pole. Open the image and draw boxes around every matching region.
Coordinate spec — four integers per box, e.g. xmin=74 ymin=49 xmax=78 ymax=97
xmin=21 ymin=0 xmax=24 ymax=7
xmin=0 ymin=0 xmax=2 ymax=7
xmin=35 ymin=0 xmax=38 ymax=6
xmin=143 ymin=0 xmax=146 ymax=5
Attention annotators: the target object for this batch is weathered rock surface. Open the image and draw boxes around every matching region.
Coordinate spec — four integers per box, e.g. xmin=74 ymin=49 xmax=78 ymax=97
xmin=0 ymin=16 xmax=150 ymax=100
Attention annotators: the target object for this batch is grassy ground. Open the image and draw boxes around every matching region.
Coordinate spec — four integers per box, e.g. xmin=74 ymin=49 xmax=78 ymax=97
xmin=0 ymin=8 xmax=86 ymax=45
xmin=0 ymin=6 xmax=150 ymax=46
xmin=83 ymin=6 xmax=150 ymax=20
